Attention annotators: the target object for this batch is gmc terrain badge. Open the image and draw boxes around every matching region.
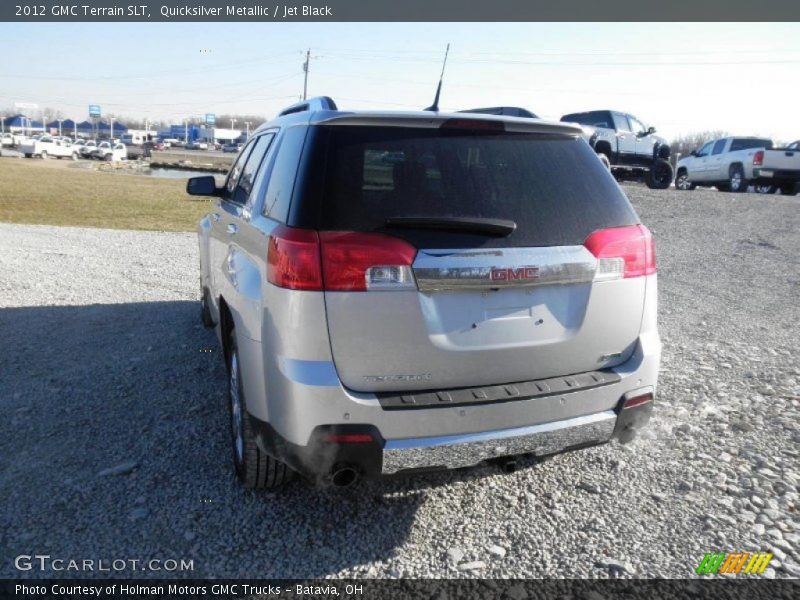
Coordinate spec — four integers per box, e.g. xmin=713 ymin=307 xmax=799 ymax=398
xmin=490 ymin=266 xmax=540 ymax=281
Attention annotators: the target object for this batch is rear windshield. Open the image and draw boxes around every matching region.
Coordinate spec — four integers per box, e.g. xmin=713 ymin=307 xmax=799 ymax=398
xmin=306 ymin=126 xmax=638 ymax=248
xmin=561 ymin=112 xmax=612 ymax=129
xmin=731 ymin=138 xmax=773 ymax=151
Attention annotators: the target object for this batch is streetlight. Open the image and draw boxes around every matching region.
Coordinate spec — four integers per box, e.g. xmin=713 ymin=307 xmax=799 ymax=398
xmin=231 ymin=118 xmax=236 ymax=131
xmin=245 ymin=121 xmax=251 ymax=138
xmin=57 ymin=119 xmax=63 ymax=137
xmin=43 ymin=115 xmax=48 ymax=135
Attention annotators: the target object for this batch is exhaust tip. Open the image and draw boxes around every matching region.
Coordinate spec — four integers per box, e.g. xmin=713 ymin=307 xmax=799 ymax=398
xmin=500 ymin=459 xmax=518 ymax=474
xmin=330 ymin=465 xmax=360 ymax=488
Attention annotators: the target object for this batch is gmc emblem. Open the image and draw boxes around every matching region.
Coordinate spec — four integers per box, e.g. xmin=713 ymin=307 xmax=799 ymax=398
xmin=490 ymin=266 xmax=539 ymax=281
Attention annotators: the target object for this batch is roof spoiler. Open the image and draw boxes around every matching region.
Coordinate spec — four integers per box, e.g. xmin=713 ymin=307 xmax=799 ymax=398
xmin=458 ymin=107 xmax=538 ymax=119
xmin=278 ymin=96 xmax=338 ymax=117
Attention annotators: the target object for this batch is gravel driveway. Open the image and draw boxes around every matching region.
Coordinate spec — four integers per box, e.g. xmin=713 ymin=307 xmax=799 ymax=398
xmin=1 ymin=185 xmax=798 ymax=579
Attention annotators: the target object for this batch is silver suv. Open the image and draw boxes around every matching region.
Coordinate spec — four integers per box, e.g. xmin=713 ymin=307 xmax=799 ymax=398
xmin=189 ymin=97 xmax=661 ymax=489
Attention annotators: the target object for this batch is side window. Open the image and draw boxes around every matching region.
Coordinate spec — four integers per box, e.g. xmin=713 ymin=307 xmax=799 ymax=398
xmin=224 ymin=141 xmax=256 ymax=199
xmin=628 ymin=117 xmax=646 ymax=135
xmin=262 ymin=126 xmax=309 ymax=221
xmin=696 ymin=142 xmax=714 ymax=157
xmin=711 ymin=139 xmax=727 ymax=155
xmin=612 ymin=113 xmax=631 ymax=132
xmin=230 ymin=133 xmax=275 ymax=205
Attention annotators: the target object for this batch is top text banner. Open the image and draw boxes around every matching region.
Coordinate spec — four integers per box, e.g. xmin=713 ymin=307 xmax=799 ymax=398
xmin=4 ymin=0 xmax=800 ymax=22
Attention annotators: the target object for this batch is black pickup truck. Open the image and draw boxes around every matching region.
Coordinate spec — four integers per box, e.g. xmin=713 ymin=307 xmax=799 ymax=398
xmin=560 ymin=110 xmax=673 ymax=189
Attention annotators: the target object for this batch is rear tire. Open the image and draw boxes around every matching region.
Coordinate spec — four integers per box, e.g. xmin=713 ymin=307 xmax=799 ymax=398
xmin=717 ymin=183 xmax=731 ymax=192
xmin=227 ymin=329 xmax=293 ymax=489
xmin=755 ymin=184 xmax=776 ymax=194
xmin=645 ymin=159 xmax=673 ymax=190
xmin=40 ymin=151 xmax=48 ymax=160
xmin=675 ymin=170 xmax=695 ymax=191
xmin=24 ymin=153 xmax=32 ymax=158
xmin=779 ymin=183 xmax=798 ymax=196
xmin=729 ymin=165 xmax=748 ymax=193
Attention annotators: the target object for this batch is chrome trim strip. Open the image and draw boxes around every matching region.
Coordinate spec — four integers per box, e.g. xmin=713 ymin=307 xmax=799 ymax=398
xmin=382 ymin=410 xmax=616 ymax=473
xmin=412 ymin=246 xmax=597 ymax=291
xmin=277 ymin=358 xmax=340 ymax=387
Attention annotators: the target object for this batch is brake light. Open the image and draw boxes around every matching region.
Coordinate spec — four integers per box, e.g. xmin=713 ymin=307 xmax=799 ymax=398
xmin=320 ymin=231 xmax=417 ymax=291
xmin=753 ymin=150 xmax=764 ymax=166
xmin=583 ymin=225 xmax=655 ymax=279
xmin=267 ymin=225 xmax=323 ymax=291
xmin=441 ymin=118 xmax=505 ymax=131
xmin=267 ymin=226 xmax=417 ymax=292
xmin=622 ymin=392 xmax=653 ymax=410
xmin=322 ymin=433 xmax=374 ymax=444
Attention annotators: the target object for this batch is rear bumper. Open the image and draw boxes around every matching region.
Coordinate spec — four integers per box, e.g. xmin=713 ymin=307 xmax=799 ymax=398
xmin=753 ymin=168 xmax=800 ymax=183
xmin=250 ymin=393 xmax=654 ymax=481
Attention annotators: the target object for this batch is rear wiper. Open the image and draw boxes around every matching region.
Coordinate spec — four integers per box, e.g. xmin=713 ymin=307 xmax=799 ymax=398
xmin=385 ymin=216 xmax=516 ymax=237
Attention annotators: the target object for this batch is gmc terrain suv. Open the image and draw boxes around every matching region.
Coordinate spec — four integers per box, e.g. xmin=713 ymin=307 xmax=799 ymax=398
xmin=560 ymin=110 xmax=673 ymax=189
xmin=190 ymin=97 xmax=661 ymax=489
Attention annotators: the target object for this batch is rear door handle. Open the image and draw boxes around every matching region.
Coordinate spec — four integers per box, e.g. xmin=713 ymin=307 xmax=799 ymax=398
xmin=227 ymin=224 xmax=238 ymax=235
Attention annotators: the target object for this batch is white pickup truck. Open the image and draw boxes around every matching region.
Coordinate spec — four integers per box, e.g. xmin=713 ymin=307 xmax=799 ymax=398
xmin=675 ymin=136 xmax=800 ymax=194
xmin=18 ymin=136 xmax=79 ymax=160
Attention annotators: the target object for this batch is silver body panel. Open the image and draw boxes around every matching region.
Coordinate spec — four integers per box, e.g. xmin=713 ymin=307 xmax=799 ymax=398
xmin=198 ymin=108 xmax=661 ymax=476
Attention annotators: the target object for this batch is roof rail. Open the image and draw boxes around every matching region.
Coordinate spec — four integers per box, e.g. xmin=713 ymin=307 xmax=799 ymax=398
xmin=458 ymin=106 xmax=538 ymax=119
xmin=277 ymin=96 xmax=338 ymax=117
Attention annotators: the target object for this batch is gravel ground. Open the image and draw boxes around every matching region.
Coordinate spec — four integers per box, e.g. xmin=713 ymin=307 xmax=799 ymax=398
xmin=1 ymin=185 xmax=798 ymax=579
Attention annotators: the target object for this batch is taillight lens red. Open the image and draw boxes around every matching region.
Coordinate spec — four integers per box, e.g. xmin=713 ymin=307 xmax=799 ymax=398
xmin=583 ymin=225 xmax=656 ymax=279
xmin=320 ymin=231 xmax=417 ymax=291
xmin=267 ymin=227 xmax=417 ymax=292
xmin=267 ymin=225 xmax=323 ymax=291
xmin=753 ymin=150 xmax=764 ymax=166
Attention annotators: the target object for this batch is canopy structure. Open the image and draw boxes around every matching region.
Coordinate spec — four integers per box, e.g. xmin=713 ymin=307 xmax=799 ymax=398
xmin=46 ymin=119 xmax=78 ymax=134
xmin=2 ymin=114 xmax=44 ymax=131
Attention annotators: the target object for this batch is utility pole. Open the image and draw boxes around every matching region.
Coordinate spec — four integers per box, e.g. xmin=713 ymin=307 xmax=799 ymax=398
xmin=245 ymin=121 xmax=251 ymax=138
xmin=302 ymin=48 xmax=310 ymax=100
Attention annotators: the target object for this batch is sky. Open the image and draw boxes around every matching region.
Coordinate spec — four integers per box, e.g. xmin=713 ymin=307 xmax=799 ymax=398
xmin=1 ymin=22 xmax=799 ymax=141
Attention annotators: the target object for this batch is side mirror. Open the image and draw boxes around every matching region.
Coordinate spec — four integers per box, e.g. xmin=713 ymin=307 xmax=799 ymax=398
xmin=187 ymin=176 xmax=218 ymax=196
xmin=690 ymin=150 xmax=698 ymax=157
xmin=647 ymin=126 xmax=656 ymax=135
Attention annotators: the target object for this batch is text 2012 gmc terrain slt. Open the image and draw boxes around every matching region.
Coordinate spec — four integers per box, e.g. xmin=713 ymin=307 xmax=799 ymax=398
xmin=190 ymin=97 xmax=661 ymax=489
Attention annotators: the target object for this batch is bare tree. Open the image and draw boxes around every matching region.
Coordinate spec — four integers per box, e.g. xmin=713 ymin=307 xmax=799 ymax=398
xmin=669 ymin=130 xmax=729 ymax=166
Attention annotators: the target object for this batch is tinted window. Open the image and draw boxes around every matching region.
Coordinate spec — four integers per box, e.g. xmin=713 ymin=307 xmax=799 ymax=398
xmin=628 ymin=117 xmax=646 ymax=135
xmin=712 ymin=139 xmax=727 ymax=155
xmin=310 ymin=127 xmax=638 ymax=249
xmin=730 ymin=138 xmax=773 ymax=151
xmin=262 ymin=126 xmax=308 ymax=222
xmin=696 ymin=142 xmax=714 ymax=157
xmin=561 ymin=111 xmax=611 ymax=128
xmin=224 ymin=141 xmax=256 ymax=198
xmin=231 ymin=133 xmax=275 ymax=204
xmin=612 ymin=113 xmax=631 ymax=132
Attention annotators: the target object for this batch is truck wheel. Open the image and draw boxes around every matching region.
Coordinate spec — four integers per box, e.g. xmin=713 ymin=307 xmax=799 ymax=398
xmin=754 ymin=184 xmax=776 ymax=194
xmin=71 ymin=152 xmax=79 ymax=161
xmin=779 ymin=183 xmax=798 ymax=196
xmin=675 ymin=170 xmax=695 ymax=191
xmin=227 ymin=329 xmax=294 ymax=489
xmin=645 ymin=159 xmax=673 ymax=190
xmin=729 ymin=165 xmax=748 ymax=193
xmin=597 ymin=153 xmax=611 ymax=170
xmin=24 ymin=153 xmax=32 ymax=158
xmin=40 ymin=151 xmax=48 ymax=160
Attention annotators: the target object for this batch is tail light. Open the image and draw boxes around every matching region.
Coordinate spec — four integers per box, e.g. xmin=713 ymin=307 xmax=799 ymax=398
xmin=322 ymin=433 xmax=374 ymax=444
xmin=753 ymin=150 xmax=764 ymax=166
xmin=584 ymin=225 xmax=656 ymax=280
xmin=267 ymin=226 xmax=417 ymax=291
xmin=622 ymin=392 xmax=653 ymax=410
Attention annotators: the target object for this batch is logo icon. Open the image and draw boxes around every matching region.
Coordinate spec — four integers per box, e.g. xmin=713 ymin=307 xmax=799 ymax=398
xmin=490 ymin=266 xmax=539 ymax=282
xmin=696 ymin=552 xmax=773 ymax=575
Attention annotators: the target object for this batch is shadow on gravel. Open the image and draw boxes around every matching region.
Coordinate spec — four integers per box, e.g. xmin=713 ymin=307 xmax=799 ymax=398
xmin=0 ymin=301 xmax=427 ymax=578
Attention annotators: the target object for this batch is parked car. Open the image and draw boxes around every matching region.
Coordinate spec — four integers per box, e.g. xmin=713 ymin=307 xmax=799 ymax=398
xmin=674 ymin=136 xmax=798 ymax=193
xmin=80 ymin=140 xmax=98 ymax=157
xmin=560 ymin=110 xmax=673 ymax=189
xmin=222 ymin=142 xmax=243 ymax=153
xmin=17 ymin=136 xmax=79 ymax=160
xmin=189 ymin=96 xmax=660 ymax=489
xmin=185 ymin=141 xmax=209 ymax=150
xmin=0 ymin=133 xmax=12 ymax=147
xmin=91 ymin=141 xmax=127 ymax=161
